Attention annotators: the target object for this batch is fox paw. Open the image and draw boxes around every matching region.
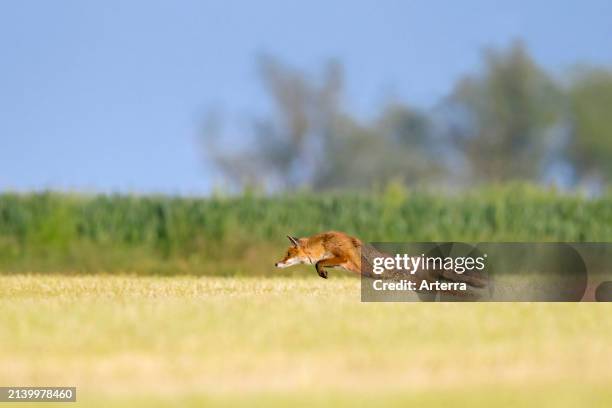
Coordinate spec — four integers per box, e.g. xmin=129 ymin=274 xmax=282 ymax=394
xmin=317 ymin=270 xmax=328 ymax=279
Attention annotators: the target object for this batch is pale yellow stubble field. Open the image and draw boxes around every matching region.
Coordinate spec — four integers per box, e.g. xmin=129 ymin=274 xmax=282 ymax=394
xmin=1 ymin=275 xmax=611 ymax=407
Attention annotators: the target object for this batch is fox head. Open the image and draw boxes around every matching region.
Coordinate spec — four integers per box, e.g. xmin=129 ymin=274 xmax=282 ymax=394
xmin=275 ymin=235 xmax=312 ymax=268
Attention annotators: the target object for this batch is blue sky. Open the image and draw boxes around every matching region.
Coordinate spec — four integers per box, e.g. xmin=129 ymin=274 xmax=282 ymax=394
xmin=1 ymin=0 xmax=611 ymax=194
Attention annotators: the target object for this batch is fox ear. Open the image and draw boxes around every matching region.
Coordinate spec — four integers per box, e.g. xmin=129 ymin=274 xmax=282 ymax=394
xmin=287 ymin=235 xmax=300 ymax=247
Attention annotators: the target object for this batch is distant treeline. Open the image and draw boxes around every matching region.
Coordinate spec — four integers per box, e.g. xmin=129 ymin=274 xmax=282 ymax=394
xmin=206 ymin=41 xmax=612 ymax=192
xmin=0 ymin=186 xmax=610 ymax=275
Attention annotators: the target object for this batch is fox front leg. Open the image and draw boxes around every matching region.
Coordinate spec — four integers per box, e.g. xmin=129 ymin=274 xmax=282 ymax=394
xmin=314 ymin=256 xmax=348 ymax=279
xmin=315 ymin=261 xmax=328 ymax=279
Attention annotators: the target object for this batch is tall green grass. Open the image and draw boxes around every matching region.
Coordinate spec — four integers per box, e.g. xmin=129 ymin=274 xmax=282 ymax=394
xmin=0 ymin=185 xmax=610 ymax=274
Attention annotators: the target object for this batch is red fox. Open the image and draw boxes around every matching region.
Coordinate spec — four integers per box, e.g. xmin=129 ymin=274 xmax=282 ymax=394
xmin=275 ymin=231 xmax=362 ymax=279
xmin=275 ymin=232 xmax=489 ymax=299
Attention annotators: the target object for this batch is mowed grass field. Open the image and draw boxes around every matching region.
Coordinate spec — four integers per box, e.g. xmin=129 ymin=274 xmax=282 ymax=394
xmin=1 ymin=275 xmax=611 ymax=407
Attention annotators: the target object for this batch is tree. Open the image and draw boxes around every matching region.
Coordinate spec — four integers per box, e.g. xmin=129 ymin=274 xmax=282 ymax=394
xmin=446 ymin=41 xmax=562 ymax=183
xmin=205 ymin=57 xmax=443 ymax=192
xmin=205 ymin=56 xmax=342 ymax=192
xmin=311 ymin=103 xmax=443 ymax=190
xmin=567 ymin=69 xmax=612 ymax=184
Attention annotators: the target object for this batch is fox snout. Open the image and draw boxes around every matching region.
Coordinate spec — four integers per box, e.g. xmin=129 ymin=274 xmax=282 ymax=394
xmin=275 ymin=258 xmax=298 ymax=268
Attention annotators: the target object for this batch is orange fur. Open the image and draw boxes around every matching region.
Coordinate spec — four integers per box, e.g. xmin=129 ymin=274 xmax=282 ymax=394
xmin=275 ymin=231 xmax=362 ymax=279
